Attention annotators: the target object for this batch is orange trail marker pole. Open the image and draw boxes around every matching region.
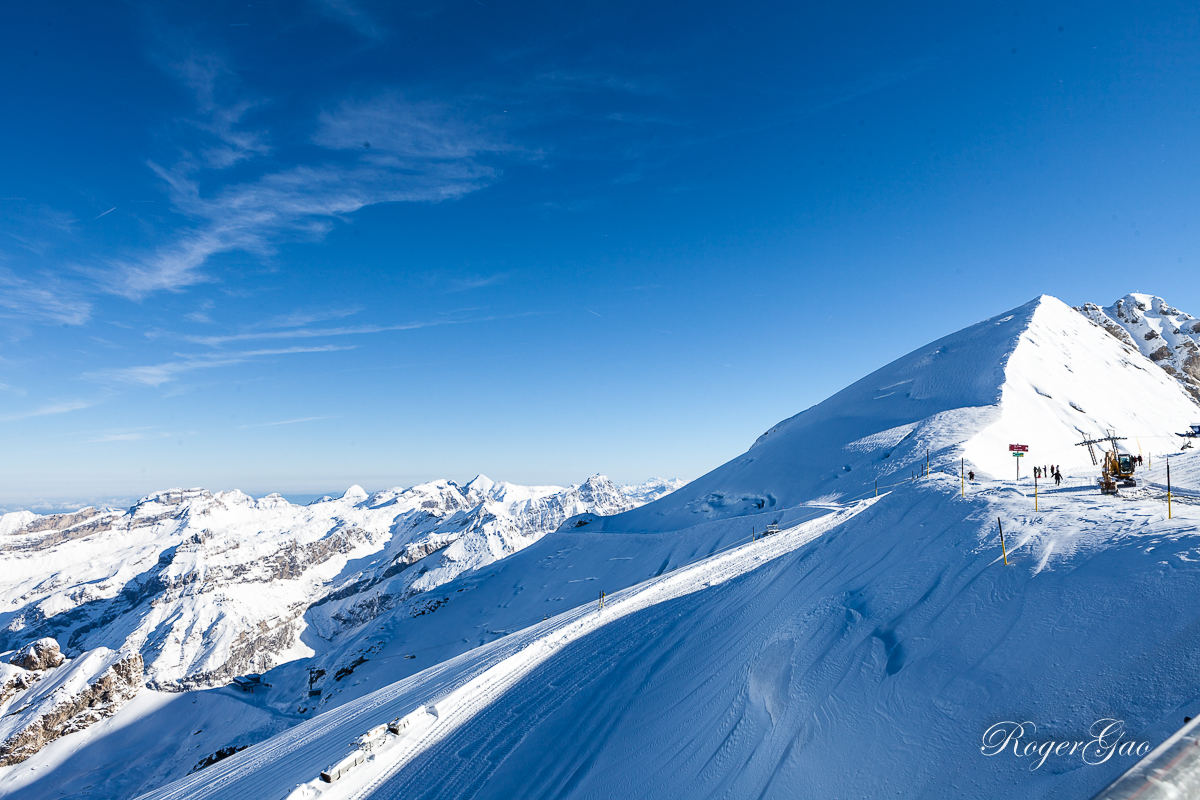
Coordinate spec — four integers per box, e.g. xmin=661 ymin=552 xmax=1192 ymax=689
xmin=997 ymin=518 xmax=1010 ymax=565
xmin=1168 ymin=458 xmax=1173 ymax=520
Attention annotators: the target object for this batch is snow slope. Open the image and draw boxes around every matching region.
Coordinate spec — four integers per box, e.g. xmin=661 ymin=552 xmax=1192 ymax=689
xmin=121 ymin=459 xmax=1200 ymax=800
xmin=583 ymin=295 xmax=1198 ymax=532
xmin=6 ymin=292 xmax=1200 ymax=800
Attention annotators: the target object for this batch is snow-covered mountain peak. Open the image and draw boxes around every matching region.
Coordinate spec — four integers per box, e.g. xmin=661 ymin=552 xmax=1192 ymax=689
xmin=340 ymin=485 xmax=369 ymax=504
xmin=462 ymin=474 xmax=496 ymax=500
xmin=589 ymin=293 xmax=1198 ymax=531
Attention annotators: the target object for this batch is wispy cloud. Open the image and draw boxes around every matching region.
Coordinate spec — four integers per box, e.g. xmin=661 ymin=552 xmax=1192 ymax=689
xmin=445 ymin=273 xmax=507 ymax=292
xmin=312 ymin=0 xmax=386 ymax=40
xmin=183 ymin=320 xmax=443 ymax=347
xmin=0 ymin=266 xmax=91 ymax=326
xmin=106 ymin=89 xmax=512 ymax=299
xmin=248 ymin=306 xmax=363 ymax=330
xmin=87 ymin=432 xmax=148 ymax=442
xmin=79 ymin=424 xmax=183 ymax=443
xmin=172 ymin=52 xmax=270 ymax=170
xmin=0 ymin=200 xmax=76 ymax=258
xmin=83 ymin=344 xmax=354 ymax=387
xmin=239 ymin=415 xmax=339 ymax=429
xmin=0 ymin=399 xmax=93 ymax=422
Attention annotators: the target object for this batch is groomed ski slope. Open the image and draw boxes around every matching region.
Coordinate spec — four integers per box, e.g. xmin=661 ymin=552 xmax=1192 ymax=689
xmin=140 ymin=460 xmax=1200 ymax=800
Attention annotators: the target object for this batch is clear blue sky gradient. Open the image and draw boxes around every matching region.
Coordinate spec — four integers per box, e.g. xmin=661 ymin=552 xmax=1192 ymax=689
xmin=2 ymin=1 xmax=1199 ymax=509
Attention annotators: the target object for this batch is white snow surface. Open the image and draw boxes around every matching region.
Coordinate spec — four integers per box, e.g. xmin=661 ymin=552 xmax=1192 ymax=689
xmin=4 ymin=293 xmax=1200 ymax=800
xmin=117 ymin=464 xmax=1200 ymax=800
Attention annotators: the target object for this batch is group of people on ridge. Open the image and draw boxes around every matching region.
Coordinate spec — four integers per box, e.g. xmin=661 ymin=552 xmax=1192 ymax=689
xmin=1033 ymin=465 xmax=1063 ymax=485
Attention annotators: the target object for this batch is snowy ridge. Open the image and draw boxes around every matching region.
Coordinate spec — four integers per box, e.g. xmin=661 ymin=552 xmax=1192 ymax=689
xmin=586 ymin=294 xmax=1199 ymax=532
xmin=129 ymin=456 xmax=1200 ymax=800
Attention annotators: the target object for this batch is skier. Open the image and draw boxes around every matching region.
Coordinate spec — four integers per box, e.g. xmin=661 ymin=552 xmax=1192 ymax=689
xmin=968 ymin=470 xmax=975 ymax=481
xmin=1054 ymin=470 xmax=1062 ymax=486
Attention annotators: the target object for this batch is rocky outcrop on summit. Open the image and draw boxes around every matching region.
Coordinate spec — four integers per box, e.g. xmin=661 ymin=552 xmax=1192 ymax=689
xmin=1077 ymin=293 xmax=1200 ymax=404
xmin=0 ymin=648 xmax=143 ymax=766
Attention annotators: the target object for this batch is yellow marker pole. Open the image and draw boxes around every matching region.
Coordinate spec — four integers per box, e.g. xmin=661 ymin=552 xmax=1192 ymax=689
xmin=875 ymin=479 xmax=878 ymax=498
xmin=1168 ymin=458 xmax=1173 ymax=520
xmin=998 ymin=518 xmax=1010 ymax=565
xmin=1035 ymin=471 xmax=1038 ymax=512
xmin=961 ymin=458 xmax=964 ymax=498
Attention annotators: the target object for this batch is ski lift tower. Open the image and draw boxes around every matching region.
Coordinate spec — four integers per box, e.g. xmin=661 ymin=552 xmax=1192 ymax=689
xmin=1076 ymin=430 xmax=1128 ymax=465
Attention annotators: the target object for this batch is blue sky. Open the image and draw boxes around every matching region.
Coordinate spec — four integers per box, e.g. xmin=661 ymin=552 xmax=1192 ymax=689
xmin=2 ymin=1 xmax=1199 ymax=509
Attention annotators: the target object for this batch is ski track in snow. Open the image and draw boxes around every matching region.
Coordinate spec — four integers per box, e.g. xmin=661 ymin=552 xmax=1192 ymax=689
xmin=135 ymin=503 xmax=858 ymax=800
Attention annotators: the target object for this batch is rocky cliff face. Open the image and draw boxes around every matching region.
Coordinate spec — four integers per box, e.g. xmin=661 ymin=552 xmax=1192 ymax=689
xmin=0 ymin=644 xmax=143 ymax=766
xmin=1077 ymin=293 xmax=1200 ymax=404
xmin=0 ymin=476 xmax=680 ymax=692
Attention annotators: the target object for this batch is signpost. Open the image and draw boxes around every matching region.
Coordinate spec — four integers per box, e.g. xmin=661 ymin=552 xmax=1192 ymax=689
xmin=1009 ymin=444 xmax=1027 ymax=480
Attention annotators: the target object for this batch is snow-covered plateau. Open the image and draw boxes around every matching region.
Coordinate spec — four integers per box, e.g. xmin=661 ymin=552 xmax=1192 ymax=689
xmin=3 ymin=293 xmax=1200 ymax=800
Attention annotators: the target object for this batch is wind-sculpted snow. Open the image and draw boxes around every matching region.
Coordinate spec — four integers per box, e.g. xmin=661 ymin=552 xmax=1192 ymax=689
xmin=0 ymin=477 xmax=678 ymax=693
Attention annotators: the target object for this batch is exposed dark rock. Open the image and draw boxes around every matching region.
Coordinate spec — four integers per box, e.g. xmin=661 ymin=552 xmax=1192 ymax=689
xmin=9 ymin=638 xmax=65 ymax=671
xmin=0 ymin=652 xmax=143 ymax=767
xmin=188 ymin=744 xmax=249 ymax=774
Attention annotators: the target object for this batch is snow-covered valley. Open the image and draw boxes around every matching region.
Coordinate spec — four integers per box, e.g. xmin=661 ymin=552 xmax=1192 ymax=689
xmin=3 ymin=292 xmax=1200 ymax=799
